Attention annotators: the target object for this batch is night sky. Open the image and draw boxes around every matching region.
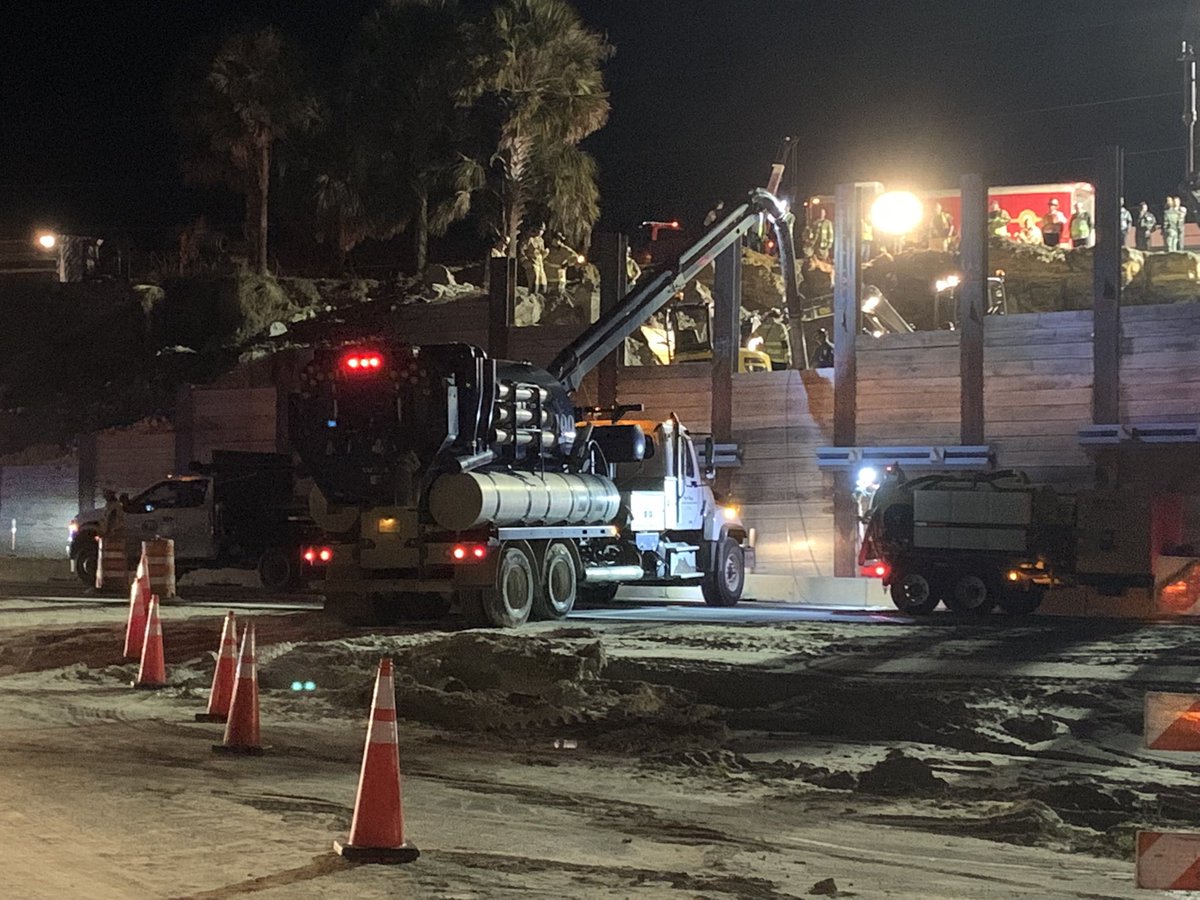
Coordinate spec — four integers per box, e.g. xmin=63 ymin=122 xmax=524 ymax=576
xmin=0 ymin=0 xmax=1194 ymax=245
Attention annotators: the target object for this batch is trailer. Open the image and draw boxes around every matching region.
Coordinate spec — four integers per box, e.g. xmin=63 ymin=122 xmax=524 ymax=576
xmin=289 ymin=188 xmax=799 ymax=627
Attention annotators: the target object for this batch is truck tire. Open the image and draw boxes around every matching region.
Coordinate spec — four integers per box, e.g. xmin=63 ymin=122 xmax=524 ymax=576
xmin=75 ymin=540 xmax=99 ymax=587
xmin=476 ymin=544 xmax=535 ymax=628
xmin=945 ymin=572 xmax=997 ymax=615
xmin=257 ymin=547 xmax=299 ymax=592
xmin=998 ymin=585 xmax=1045 ymax=616
xmin=533 ymin=542 xmax=577 ymax=620
xmin=889 ymin=571 xmax=940 ymax=615
xmin=701 ymin=537 xmax=744 ymax=607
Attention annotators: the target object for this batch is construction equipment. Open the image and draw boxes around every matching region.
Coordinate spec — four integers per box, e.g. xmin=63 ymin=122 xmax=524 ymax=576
xmin=858 ymin=466 xmax=1185 ymax=616
xmin=667 ymin=301 xmax=773 ymax=372
xmin=289 ymin=189 xmax=799 ymax=627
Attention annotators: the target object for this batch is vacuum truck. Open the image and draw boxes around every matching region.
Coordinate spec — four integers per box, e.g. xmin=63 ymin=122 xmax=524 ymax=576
xmin=858 ymin=465 xmax=1187 ymax=616
xmin=289 ymin=188 xmax=799 ymax=627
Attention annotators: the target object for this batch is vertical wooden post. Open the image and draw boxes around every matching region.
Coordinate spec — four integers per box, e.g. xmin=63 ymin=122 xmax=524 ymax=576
xmin=487 ymin=256 xmax=516 ymax=360
xmin=712 ymin=241 xmax=741 ymax=494
xmin=959 ymin=174 xmax=987 ymax=445
xmin=594 ymin=233 xmax=628 ymax=411
xmin=78 ymin=432 xmax=97 ymax=511
xmin=173 ymin=384 xmax=195 ymax=474
xmin=832 ymin=183 xmax=868 ymax=577
xmin=1093 ymin=146 xmax=1123 ymax=425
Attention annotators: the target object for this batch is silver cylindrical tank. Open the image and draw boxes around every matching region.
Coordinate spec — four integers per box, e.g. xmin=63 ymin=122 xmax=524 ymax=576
xmin=428 ymin=471 xmax=620 ymax=531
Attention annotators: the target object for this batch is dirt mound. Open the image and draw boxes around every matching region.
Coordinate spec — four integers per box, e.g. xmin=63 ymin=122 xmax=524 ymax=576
xmin=857 ymin=749 xmax=947 ymax=796
xmin=260 ymin=630 xmax=722 ymax=742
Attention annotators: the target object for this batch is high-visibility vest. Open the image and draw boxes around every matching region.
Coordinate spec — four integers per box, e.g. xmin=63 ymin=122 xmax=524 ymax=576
xmin=1069 ymin=214 xmax=1091 ymax=240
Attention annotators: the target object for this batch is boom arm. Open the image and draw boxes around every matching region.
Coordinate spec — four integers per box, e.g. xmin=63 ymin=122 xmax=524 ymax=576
xmin=548 ymin=189 xmax=800 ymax=392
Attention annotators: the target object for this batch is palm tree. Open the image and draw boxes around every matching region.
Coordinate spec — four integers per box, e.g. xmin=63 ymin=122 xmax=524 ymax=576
xmin=450 ymin=0 xmax=612 ymax=254
xmin=177 ymin=28 xmax=319 ymax=274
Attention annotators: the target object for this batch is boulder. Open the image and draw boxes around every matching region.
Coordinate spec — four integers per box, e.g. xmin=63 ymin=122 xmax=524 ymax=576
xmin=423 ymin=264 xmax=457 ymax=287
xmin=512 ymin=289 xmax=543 ymax=327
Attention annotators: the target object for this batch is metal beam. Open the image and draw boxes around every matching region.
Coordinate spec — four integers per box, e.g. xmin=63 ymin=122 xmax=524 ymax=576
xmin=958 ymin=174 xmax=987 ymax=444
xmin=487 ymin=256 xmax=516 ymax=360
xmin=712 ymin=241 xmax=742 ymax=494
xmin=1093 ymin=146 xmax=1123 ymax=425
xmin=594 ymin=233 xmax=627 ymax=410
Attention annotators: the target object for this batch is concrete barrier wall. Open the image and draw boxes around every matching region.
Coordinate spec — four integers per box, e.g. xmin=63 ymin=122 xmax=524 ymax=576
xmin=0 ymin=456 xmax=80 ymax=557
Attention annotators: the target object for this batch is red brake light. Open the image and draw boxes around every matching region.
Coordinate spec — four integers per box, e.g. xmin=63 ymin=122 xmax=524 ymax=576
xmin=303 ymin=549 xmax=316 ymax=563
xmin=318 ymin=548 xmax=333 ymax=563
xmin=452 ymin=545 xmax=467 ymax=560
xmin=341 ymin=350 xmax=384 ymax=374
xmin=861 ymin=561 xmax=890 ymax=579
xmin=472 ymin=545 xmax=486 ymax=559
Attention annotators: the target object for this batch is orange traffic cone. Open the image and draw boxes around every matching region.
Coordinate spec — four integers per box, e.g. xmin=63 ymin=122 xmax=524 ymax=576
xmin=122 ymin=574 xmax=150 ymax=659
xmin=334 ymin=658 xmax=419 ymax=863
xmin=195 ymin=612 xmax=238 ymax=723
xmin=132 ymin=594 xmax=167 ymax=689
xmin=212 ymin=623 xmax=263 ymax=755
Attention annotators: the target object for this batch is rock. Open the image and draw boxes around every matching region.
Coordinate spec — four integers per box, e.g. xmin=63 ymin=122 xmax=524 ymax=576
xmin=810 ymin=877 xmax=838 ymax=896
xmin=697 ymin=247 xmax=786 ymax=312
xmin=423 ymin=264 xmax=457 ymax=287
xmin=268 ymin=321 xmax=288 ymax=337
xmin=1144 ymin=250 xmax=1200 ymax=283
xmin=856 ymin=749 xmax=947 ymax=796
xmin=1000 ymin=714 xmax=1062 ymax=744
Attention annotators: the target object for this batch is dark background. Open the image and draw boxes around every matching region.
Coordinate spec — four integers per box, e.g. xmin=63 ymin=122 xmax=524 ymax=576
xmin=0 ymin=0 xmax=1193 ymax=245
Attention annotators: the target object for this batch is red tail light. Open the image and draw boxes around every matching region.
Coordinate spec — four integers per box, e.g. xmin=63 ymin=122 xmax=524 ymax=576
xmin=341 ymin=350 xmax=383 ymax=373
xmin=302 ymin=546 xmax=334 ymax=565
xmin=450 ymin=543 xmax=488 ymax=563
xmin=861 ymin=561 xmax=890 ymax=579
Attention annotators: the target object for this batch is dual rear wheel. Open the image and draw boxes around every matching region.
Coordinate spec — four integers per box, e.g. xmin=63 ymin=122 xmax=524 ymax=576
xmin=890 ymin=568 xmax=1044 ymax=617
xmin=468 ymin=541 xmax=580 ymax=628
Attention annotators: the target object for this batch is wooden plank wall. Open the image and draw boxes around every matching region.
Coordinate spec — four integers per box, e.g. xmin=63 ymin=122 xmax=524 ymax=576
xmin=858 ymin=331 xmax=961 ymax=446
xmin=617 ymin=365 xmax=836 ymax=577
xmin=191 ymin=387 xmax=278 ymax=463
xmin=1121 ymin=304 xmax=1200 ymax=424
xmin=985 ymin=311 xmax=1094 ymax=486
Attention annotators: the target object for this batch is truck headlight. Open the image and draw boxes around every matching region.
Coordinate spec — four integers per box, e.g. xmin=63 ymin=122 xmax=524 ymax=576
xmin=68 ymin=519 xmax=79 ymax=539
xmin=722 ymin=505 xmax=739 ymax=521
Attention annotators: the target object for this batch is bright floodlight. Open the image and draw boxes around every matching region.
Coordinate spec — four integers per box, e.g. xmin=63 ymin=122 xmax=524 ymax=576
xmin=856 ymin=466 xmax=880 ymax=491
xmin=870 ymin=191 xmax=924 ymax=236
xmin=36 ymin=233 xmax=57 ymax=250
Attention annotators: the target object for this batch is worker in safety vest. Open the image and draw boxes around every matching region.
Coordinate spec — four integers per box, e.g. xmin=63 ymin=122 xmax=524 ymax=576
xmin=1135 ymin=202 xmax=1156 ymax=251
xmin=1120 ymin=198 xmax=1133 ymax=247
xmin=1069 ymin=202 xmax=1093 ymax=249
xmin=1163 ymin=196 xmax=1186 ymax=251
xmin=519 ymin=225 xmax=548 ymax=293
xmin=543 ymin=233 xmax=581 ymax=293
xmin=1040 ymin=198 xmax=1067 ymax=247
xmin=861 ymin=217 xmax=874 ymax=262
xmin=751 ymin=308 xmax=792 ymax=370
xmin=812 ymin=208 xmax=834 ymax=260
xmin=988 ymin=200 xmax=1012 ymax=240
xmin=625 ymin=247 xmax=642 ymax=285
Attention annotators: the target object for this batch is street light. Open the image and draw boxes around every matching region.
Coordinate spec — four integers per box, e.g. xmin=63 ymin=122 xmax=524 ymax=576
xmin=870 ymin=191 xmax=924 ymax=236
xmin=36 ymin=232 xmax=57 ymax=250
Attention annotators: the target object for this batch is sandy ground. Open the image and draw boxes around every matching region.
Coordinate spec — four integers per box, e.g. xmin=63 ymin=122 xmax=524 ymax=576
xmin=1 ymin=596 xmax=1198 ymax=898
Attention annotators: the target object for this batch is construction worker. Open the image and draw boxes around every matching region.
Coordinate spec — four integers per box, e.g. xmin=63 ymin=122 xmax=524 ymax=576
xmin=519 ymin=225 xmax=548 ymax=293
xmin=543 ymin=233 xmax=580 ymax=293
xmin=926 ymin=203 xmax=954 ymax=251
xmin=1135 ymin=202 xmax=1156 ymax=251
xmin=1163 ymin=196 xmax=1186 ymax=251
xmin=625 ymin=246 xmax=642 ymax=286
xmin=1069 ymin=202 xmax=1093 ymax=249
xmin=1017 ymin=214 xmax=1043 ymax=245
xmin=100 ymin=488 xmax=126 ymax=558
xmin=812 ymin=207 xmax=834 ymax=260
xmin=812 ymin=327 xmax=834 ymax=368
xmin=1120 ymin=197 xmax=1133 ymax=247
xmin=1041 ymin=198 xmax=1067 ymax=248
xmin=988 ymin=200 xmax=1012 ymax=240
xmin=751 ymin=308 xmax=792 ymax=370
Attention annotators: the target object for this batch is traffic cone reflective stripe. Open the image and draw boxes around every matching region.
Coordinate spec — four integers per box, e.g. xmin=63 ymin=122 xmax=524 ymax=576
xmin=335 ymin=658 xmax=419 ymax=864
xmin=132 ymin=595 xmax=166 ymax=689
xmin=196 ymin=612 xmax=238 ymax=723
xmin=122 ymin=576 xmax=149 ymax=659
xmin=213 ymin=623 xmax=263 ymax=755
